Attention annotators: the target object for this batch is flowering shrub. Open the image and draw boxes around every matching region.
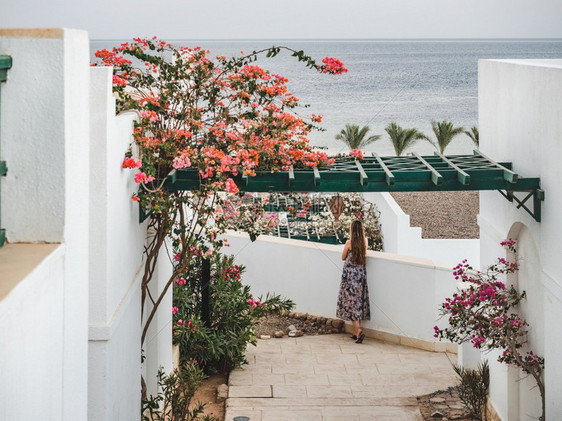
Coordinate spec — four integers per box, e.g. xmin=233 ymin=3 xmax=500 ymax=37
xmin=93 ymin=37 xmax=345 ymax=346
xmin=172 ymin=253 xmax=294 ymax=373
xmin=434 ymin=239 xmax=545 ymax=420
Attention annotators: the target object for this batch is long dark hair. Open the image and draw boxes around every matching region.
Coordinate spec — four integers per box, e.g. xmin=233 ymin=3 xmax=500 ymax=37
xmin=349 ymin=220 xmax=366 ymax=265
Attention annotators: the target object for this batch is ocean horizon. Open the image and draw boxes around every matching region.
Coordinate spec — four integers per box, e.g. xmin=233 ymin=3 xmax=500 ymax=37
xmin=90 ymin=38 xmax=562 ymax=156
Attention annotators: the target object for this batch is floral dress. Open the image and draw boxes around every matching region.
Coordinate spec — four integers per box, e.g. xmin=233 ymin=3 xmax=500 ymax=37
xmin=336 ymin=250 xmax=370 ymax=321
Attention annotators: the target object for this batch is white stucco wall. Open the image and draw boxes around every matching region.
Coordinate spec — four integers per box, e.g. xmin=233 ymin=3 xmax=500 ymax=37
xmin=479 ymin=59 xmax=562 ymax=420
xmin=366 ymin=192 xmax=480 ymax=268
xmin=88 ymin=67 xmax=145 ymax=421
xmin=225 ymin=231 xmax=458 ymax=345
xmin=0 ymin=28 xmax=90 ymax=420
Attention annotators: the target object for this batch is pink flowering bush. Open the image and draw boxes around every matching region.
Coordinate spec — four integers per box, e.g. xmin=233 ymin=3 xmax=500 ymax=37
xmin=94 ymin=37 xmax=346 ymax=406
xmin=434 ymin=239 xmax=545 ymax=420
xmin=172 ymin=253 xmax=294 ymax=373
xmin=92 ymin=37 xmax=345 ymax=349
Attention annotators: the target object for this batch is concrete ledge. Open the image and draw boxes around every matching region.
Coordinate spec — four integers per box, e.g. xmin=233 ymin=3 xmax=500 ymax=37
xmin=0 ymin=28 xmax=64 ymax=39
xmin=344 ymin=323 xmax=457 ymax=354
xmin=0 ymin=243 xmax=61 ymax=300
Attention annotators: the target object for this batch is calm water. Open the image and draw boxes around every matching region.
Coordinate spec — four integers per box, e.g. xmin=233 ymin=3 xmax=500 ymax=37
xmin=90 ymin=39 xmax=562 ymax=156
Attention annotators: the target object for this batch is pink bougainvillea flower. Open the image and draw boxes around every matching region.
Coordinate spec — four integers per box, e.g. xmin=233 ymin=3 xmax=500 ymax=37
xmin=172 ymin=306 xmax=178 ymax=315
xmin=122 ymin=157 xmax=142 ymax=169
xmin=225 ymin=178 xmax=239 ymax=194
xmin=134 ymin=172 xmax=147 ymax=184
xmin=140 ymin=110 xmax=159 ymax=123
xmin=320 ymin=57 xmax=348 ymax=74
xmin=112 ymin=75 xmax=127 ymax=86
xmin=350 ymin=149 xmax=364 ymax=160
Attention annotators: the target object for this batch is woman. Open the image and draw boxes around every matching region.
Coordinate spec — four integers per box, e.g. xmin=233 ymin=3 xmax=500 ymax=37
xmin=336 ymin=220 xmax=370 ymax=343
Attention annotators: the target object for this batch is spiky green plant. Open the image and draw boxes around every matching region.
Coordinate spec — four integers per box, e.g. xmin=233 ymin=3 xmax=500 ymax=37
xmin=384 ymin=122 xmax=427 ymax=156
xmin=335 ymin=124 xmax=381 ymax=150
xmin=453 ymin=360 xmax=490 ymax=420
xmin=427 ymin=120 xmax=465 ymax=154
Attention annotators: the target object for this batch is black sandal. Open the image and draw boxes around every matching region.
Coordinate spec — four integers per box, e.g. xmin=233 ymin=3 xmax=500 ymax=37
xmin=355 ymin=333 xmax=365 ymax=344
xmin=350 ymin=335 xmax=357 ymax=340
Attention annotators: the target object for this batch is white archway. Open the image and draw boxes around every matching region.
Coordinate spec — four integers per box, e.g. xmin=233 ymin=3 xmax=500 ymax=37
xmin=505 ymin=222 xmax=544 ymax=421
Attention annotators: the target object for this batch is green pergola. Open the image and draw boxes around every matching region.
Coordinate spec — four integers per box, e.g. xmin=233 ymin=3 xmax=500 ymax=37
xmin=158 ymin=150 xmax=545 ymax=222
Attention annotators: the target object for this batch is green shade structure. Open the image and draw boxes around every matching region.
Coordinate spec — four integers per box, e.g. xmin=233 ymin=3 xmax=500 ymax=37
xmin=142 ymin=150 xmax=544 ymax=223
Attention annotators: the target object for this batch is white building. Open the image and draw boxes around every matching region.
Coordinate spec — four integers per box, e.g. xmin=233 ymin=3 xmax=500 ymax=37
xmin=0 ymin=28 xmax=560 ymax=420
xmin=0 ymin=28 xmax=172 ymax=421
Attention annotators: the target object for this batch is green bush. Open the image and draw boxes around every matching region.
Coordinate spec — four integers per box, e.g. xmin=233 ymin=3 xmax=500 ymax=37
xmin=142 ymin=362 xmax=212 ymax=421
xmin=173 ymin=253 xmax=294 ymax=374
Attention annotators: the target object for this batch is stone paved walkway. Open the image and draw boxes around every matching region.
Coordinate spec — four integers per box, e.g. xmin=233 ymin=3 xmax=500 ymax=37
xmin=226 ymin=334 xmax=457 ymax=421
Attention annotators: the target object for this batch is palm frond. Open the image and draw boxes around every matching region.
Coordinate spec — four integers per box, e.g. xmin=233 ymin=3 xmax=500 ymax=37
xmin=465 ymin=126 xmax=479 ymax=148
xmin=429 ymin=120 xmax=465 ymax=154
xmin=335 ymin=123 xmax=381 ymax=150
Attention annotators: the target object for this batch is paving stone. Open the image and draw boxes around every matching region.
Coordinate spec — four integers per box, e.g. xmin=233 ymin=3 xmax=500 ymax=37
xmin=228 ymin=385 xmax=272 ymax=398
xmin=226 ymin=334 xmax=458 ymax=420
xmin=271 ymin=385 xmax=306 ymax=398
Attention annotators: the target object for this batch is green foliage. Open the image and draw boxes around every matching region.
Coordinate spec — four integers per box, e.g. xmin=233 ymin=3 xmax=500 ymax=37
xmin=173 ymin=253 xmax=294 ymax=374
xmin=384 ymin=122 xmax=428 ymax=156
xmin=453 ymin=361 xmax=490 ymax=420
xmin=465 ymin=126 xmax=479 ymax=148
xmin=142 ymin=363 xmax=208 ymax=421
xmin=428 ymin=120 xmax=465 ymax=154
xmin=335 ymin=124 xmax=381 ymax=150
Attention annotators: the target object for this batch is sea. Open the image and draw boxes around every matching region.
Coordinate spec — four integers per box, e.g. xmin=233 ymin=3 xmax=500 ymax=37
xmin=90 ymin=39 xmax=562 ymax=156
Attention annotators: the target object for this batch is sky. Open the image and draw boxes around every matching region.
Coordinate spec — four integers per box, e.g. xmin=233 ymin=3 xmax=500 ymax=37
xmin=1 ymin=0 xmax=562 ymax=40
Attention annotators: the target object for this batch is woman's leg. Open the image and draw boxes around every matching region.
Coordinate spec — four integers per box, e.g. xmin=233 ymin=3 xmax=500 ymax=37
xmin=352 ymin=320 xmax=361 ymax=337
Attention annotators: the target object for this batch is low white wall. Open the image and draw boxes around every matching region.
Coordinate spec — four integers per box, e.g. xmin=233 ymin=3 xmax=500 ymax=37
xmin=225 ymin=231 xmax=458 ymax=344
xmin=366 ymin=192 xmax=480 ymax=268
xmin=0 ymin=246 xmax=66 ymax=420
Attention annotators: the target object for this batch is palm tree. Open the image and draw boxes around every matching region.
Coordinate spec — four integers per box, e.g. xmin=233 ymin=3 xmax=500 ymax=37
xmin=384 ymin=122 xmax=427 ymax=156
xmin=428 ymin=120 xmax=465 ymax=154
xmin=335 ymin=124 xmax=381 ymax=150
xmin=465 ymin=126 xmax=479 ymax=148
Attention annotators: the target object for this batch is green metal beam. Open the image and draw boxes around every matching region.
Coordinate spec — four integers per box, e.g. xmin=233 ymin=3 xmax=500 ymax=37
xmin=0 ymin=56 xmax=12 ymax=82
xmin=288 ymin=166 xmax=295 ymax=187
xmin=373 ymin=153 xmax=395 ymax=185
xmin=0 ymin=56 xmax=12 ymax=247
xmin=435 ymin=152 xmax=470 ymax=185
xmin=313 ymin=167 xmax=321 ymax=186
xmin=474 ymin=149 xmax=518 ymax=183
xmin=413 ymin=152 xmax=443 ymax=186
xmin=355 ymin=160 xmax=368 ymax=186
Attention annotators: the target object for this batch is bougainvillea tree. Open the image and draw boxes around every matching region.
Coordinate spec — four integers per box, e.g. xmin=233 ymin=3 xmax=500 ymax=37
xmin=93 ymin=37 xmax=347 ymax=395
xmin=434 ymin=239 xmax=545 ymax=421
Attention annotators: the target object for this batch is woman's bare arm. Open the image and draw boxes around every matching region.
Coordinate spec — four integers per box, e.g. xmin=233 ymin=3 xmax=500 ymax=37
xmin=342 ymin=240 xmax=351 ymax=260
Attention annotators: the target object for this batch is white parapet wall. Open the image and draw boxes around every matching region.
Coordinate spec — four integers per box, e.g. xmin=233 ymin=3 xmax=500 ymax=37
xmin=365 ymin=192 xmax=480 ymax=269
xmin=224 ymin=230 xmax=459 ymax=348
xmin=479 ymin=59 xmax=562 ymax=420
